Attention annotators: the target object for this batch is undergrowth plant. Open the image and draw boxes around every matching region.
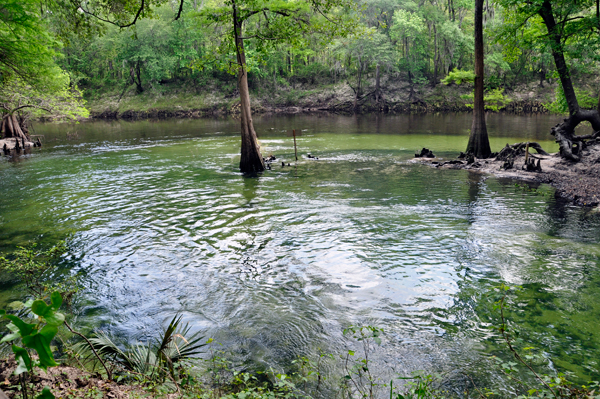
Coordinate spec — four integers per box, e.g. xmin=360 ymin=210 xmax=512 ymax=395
xmin=341 ymin=325 xmax=384 ymax=399
xmin=460 ymin=88 xmax=510 ymax=111
xmin=390 ymin=372 xmax=444 ymax=399
xmin=73 ymin=314 xmax=205 ymax=387
xmin=0 ymin=292 xmax=65 ymax=399
xmin=0 ymin=242 xmax=78 ymax=305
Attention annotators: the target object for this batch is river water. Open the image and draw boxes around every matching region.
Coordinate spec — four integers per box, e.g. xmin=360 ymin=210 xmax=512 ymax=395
xmin=1 ymin=113 xmax=600 ymax=395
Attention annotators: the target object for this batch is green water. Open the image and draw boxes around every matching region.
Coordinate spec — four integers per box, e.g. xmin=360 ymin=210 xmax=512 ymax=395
xmin=1 ymin=113 xmax=600 ymax=395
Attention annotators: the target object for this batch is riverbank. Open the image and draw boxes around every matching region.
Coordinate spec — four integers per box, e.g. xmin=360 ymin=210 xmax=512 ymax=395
xmin=414 ymin=144 xmax=600 ymax=207
xmin=83 ymin=77 xmax=555 ymax=120
xmin=0 ymin=357 xmax=143 ymax=399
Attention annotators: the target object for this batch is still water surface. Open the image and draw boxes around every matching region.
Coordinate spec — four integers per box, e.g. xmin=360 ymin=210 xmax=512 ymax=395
xmin=1 ymin=113 xmax=600 ymax=394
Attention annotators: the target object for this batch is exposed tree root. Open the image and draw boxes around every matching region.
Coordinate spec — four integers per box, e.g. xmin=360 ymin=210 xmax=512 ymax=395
xmin=496 ymin=142 xmax=549 ymax=161
xmin=414 ymin=148 xmax=435 ymax=158
xmin=551 ymin=110 xmax=600 ymax=162
xmin=1 ymin=114 xmax=29 ymax=141
xmin=495 ymin=142 xmax=548 ymax=171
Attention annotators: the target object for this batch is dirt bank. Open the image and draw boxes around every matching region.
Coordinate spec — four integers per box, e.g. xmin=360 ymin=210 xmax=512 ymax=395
xmin=0 ymin=357 xmax=149 ymax=399
xmin=84 ymin=79 xmax=555 ymax=120
xmin=414 ymin=144 xmax=600 ymax=207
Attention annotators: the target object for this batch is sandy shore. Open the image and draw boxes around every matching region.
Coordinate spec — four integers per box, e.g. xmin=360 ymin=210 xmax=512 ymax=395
xmin=413 ymin=144 xmax=600 ymax=207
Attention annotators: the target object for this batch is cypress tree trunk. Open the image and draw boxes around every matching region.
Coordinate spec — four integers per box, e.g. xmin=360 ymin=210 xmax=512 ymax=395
xmin=233 ymin=1 xmax=265 ymax=174
xmin=539 ymin=0 xmax=600 ymax=161
xmin=1 ymin=114 xmax=28 ymax=141
xmin=466 ymin=0 xmax=491 ymax=158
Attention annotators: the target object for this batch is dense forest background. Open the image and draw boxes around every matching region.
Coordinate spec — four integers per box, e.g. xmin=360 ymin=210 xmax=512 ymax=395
xmin=52 ymin=0 xmax=600 ymax=116
xmin=2 ymin=0 xmax=600 ymax=119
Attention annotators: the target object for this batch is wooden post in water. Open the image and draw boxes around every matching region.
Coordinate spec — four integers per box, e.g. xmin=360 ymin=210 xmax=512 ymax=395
xmin=293 ymin=129 xmax=298 ymax=161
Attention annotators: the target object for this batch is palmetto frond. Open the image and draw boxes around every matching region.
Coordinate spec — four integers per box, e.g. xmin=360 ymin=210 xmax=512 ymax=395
xmin=71 ymin=314 xmax=205 ymax=380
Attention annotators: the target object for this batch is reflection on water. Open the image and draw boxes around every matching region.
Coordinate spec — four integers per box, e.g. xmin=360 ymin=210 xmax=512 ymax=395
xmin=0 ymin=114 xmax=599 ymax=392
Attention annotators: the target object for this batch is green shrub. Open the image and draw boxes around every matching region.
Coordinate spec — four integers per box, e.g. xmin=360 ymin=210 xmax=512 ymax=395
xmin=460 ymin=88 xmax=510 ymax=111
xmin=0 ymin=242 xmax=77 ymax=304
xmin=545 ymin=85 xmax=598 ymax=114
xmin=1 ymin=292 xmax=65 ymax=399
xmin=442 ymin=69 xmax=476 ymax=85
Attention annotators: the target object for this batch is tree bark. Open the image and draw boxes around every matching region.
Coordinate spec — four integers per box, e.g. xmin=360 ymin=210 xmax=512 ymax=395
xmin=6 ymin=114 xmax=14 ymax=138
xmin=233 ymin=0 xmax=265 ymax=174
xmin=135 ymin=60 xmax=144 ymax=93
xmin=432 ymin=24 xmax=438 ymax=86
xmin=538 ymin=0 xmax=600 ymax=161
xmin=466 ymin=0 xmax=491 ymax=158
xmin=374 ymin=64 xmax=384 ymax=107
xmin=10 ymin=115 xmax=28 ymax=140
xmin=539 ymin=1 xmax=577 ymax=115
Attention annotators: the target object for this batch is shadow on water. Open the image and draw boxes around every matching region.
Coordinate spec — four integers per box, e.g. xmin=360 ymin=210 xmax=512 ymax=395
xmin=242 ymin=175 xmax=259 ymax=205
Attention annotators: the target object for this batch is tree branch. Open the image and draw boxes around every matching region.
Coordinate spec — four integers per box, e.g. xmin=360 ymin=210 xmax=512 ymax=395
xmin=174 ymin=0 xmax=185 ymax=20
xmin=63 ymin=321 xmax=112 ymax=380
xmin=79 ymin=0 xmax=145 ymax=28
xmin=9 ymin=104 xmax=52 ymax=114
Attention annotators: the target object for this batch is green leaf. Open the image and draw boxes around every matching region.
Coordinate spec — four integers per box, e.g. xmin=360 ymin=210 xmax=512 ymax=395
xmin=31 ymin=299 xmax=64 ymax=326
xmin=22 ymin=325 xmax=59 ymax=370
xmin=50 ymin=292 xmax=62 ymax=310
xmin=6 ymin=322 xmax=20 ymax=333
xmin=4 ymin=315 xmax=35 ymax=337
xmin=36 ymin=387 xmax=55 ymax=399
xmin=44 ymin=311 xmax=65 ymax=327
xmin=1 ymin=332 xmax=21 ymax=343
xmin=31 ymin=300 xmax=51 ymax=318
xmin=374 ymin=337 xmax=382 ymax=346
xmin=12 ymin=345 xmax=33 ymax=375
